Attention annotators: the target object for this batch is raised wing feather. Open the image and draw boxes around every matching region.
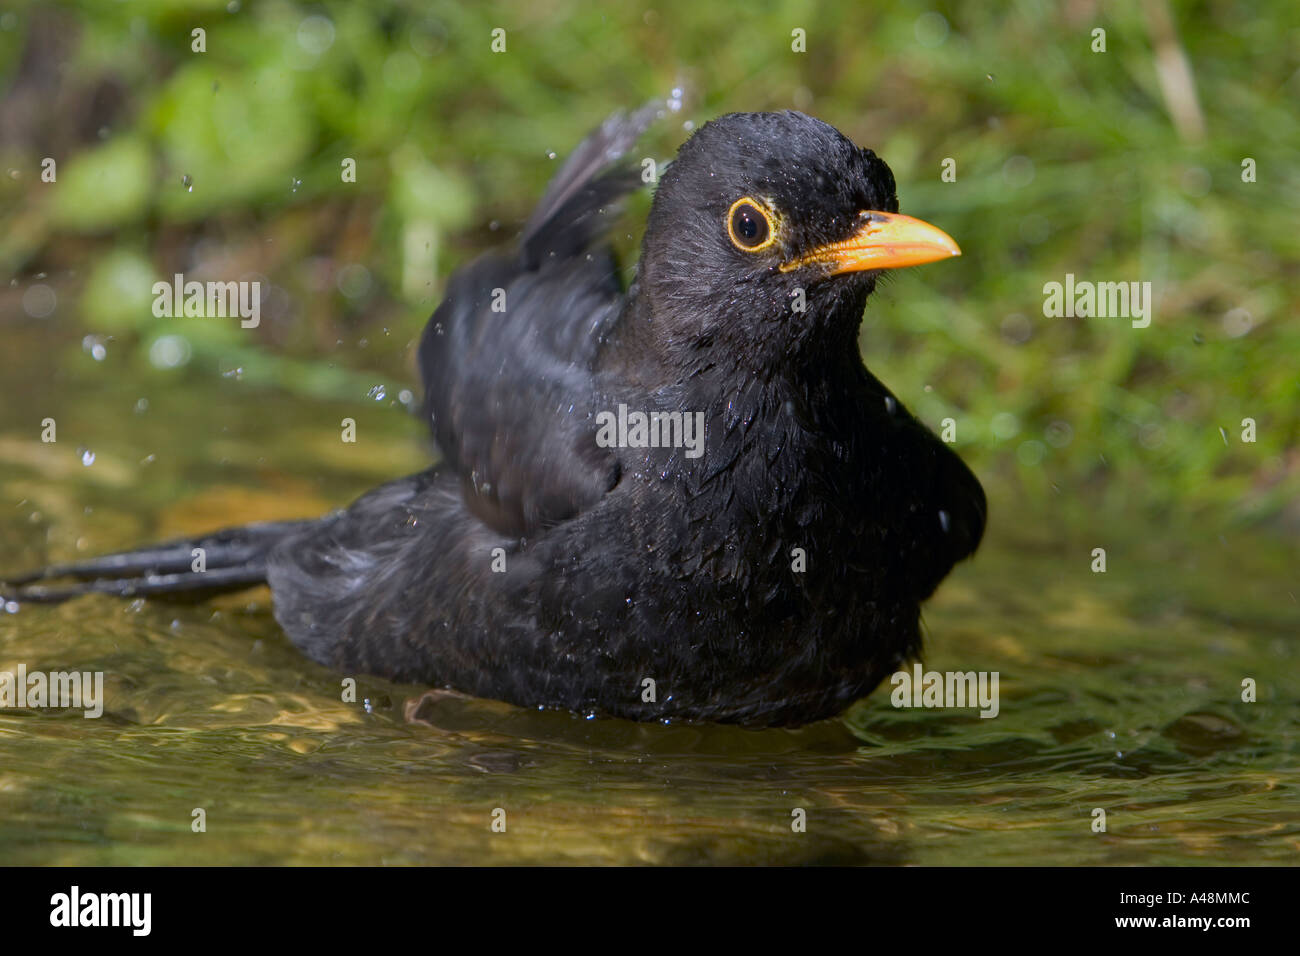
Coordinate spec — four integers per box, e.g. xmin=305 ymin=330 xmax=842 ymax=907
xmin=418 ymin=104 xmax=660 ymax=536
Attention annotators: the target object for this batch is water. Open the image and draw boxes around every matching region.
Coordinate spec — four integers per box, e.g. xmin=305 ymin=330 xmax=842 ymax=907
xmin=0 ymin=324 xmax=1296 ymax=865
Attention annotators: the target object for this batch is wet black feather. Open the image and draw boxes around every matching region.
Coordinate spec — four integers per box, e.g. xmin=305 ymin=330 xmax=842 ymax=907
xmin=5 ymin=110 xmax=985 ymax=727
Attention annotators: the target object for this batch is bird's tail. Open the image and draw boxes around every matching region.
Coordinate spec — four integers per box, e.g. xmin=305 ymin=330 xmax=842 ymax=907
xmin=1 ymin=519 xmax=313 ymax=604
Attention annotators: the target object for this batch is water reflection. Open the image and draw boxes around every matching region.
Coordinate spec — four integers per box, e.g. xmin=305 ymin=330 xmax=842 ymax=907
xmin=0 ymin=330 xmax=1296 ymax=865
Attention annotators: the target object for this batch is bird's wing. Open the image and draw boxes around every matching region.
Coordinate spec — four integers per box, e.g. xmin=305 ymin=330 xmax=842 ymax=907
xmin=418 ymin=104 xmax=660 ymax=537
xmin=519 ymin=100 xmax=662 ymax=268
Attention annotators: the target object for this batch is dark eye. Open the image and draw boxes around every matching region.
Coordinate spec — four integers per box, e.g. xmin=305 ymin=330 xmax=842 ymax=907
xmin=727 ymin=198 xmax=774 ymax=252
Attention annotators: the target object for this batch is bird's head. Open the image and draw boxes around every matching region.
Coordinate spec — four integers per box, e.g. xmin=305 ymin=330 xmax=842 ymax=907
xmin=640 ymin=111 xmax=959 ymax=367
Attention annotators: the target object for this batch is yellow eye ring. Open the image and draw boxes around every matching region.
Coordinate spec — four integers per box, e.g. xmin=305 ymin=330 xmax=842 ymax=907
xmin=726 ymin=197 xmax=776 ymax=253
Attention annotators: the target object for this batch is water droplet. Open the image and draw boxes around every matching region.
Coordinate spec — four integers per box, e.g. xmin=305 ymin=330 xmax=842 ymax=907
xmin=1045 ymin=421 xmax=1073 ymax=448
xmin=914 ymin=12 xmax=949 ymax=48
xmin=336 ymin=263 xmax=371 ymax=299
xmin=546 ymin=151 xmax=557 ymax=160
xmin=22 ymin=284 xmax=56 ymax=318
xmin=79 ymin=448 xmax=96 ymax=467
xmin=1018 ymin=439 xmax=1046 ymax=465
xmin=297 ymin=14 xmax=335 ymax=56
xmin=992 ymin=411 xmax=1021 ymax=440
xmin=367 ymin=384 xmax=387 ymax=401
xmin=938 ymin=510 xmax=950 ymax=532
xmin=181 ymin=174 xmax=193 ymax=192
xmin=290 ymin=176 xmax=302 ymax=193
xmin=1001 ymin=155 xmax=1035 ymax=188
xmin=1222 ymin=308 xmax=1253 ymax=338
xmin=149 ymin=334 xmax=192 ymax=369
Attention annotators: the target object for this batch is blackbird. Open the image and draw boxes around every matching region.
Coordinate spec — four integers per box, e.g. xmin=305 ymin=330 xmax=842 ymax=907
xmin=5 ymin=108 xmax=985 ymax=726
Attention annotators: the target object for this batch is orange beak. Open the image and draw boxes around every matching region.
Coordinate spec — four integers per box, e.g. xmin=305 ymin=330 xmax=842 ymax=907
xmin=780 ymin=211 xmax=961 ymax=274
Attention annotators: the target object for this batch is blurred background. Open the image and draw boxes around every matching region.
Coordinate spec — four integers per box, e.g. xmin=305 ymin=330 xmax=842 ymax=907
xmin=2 ymin=0 xmax=1296 ymax=524
xmin=0 ymin=0 xmax=1297 ymax=866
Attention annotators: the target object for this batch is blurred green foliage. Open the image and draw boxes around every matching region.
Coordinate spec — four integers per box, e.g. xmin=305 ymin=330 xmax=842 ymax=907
xmin=0 ymin=0 xmax=1296 ymax=523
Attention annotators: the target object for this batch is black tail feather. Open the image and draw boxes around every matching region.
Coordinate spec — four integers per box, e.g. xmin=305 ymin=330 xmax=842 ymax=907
xmin=2 ymin=519 xmax=312 ymax=605
xmin=7 ymin=566 xmax=272 ymax=603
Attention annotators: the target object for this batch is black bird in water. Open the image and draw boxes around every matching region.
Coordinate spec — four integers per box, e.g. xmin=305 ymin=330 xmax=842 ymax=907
xmin=5 ymin=109 xmax=985 ymax=726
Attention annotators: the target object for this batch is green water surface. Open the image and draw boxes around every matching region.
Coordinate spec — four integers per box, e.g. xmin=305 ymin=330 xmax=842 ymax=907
xmin=0 ymin=324 xmax=1296 ymax=866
